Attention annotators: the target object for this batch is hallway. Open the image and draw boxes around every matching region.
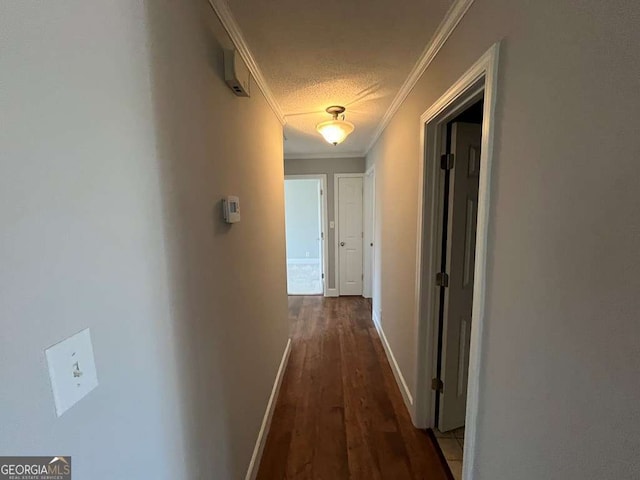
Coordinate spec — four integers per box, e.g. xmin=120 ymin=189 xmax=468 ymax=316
xmin=257 ymin=296 xmax=450 ymax=479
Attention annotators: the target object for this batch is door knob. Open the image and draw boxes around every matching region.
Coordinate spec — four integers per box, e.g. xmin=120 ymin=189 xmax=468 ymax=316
xmin=340 ymin=242 xmax=345 ymax=246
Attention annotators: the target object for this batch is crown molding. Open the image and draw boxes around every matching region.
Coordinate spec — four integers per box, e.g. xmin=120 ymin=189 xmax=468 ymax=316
xmin=284 ymin=152 xmax=366 ymax=160
xmin=365 ymin=0 xmax=475 ymax=154
xmin=208 ymin=0 xmax=474 ymax=153
xmin=207 ymin=0 xmax=287 ymax=125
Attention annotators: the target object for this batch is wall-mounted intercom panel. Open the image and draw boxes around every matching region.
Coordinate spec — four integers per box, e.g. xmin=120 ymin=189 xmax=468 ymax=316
xmin=222 ymin=196 xmax=241 ymax=223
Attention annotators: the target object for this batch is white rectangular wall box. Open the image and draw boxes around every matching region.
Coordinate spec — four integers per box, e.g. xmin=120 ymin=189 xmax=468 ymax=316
xmin=224 ymin=50 xmax=251 ymax=97
xmin=45 ymin=328 xmax=99 ymax=417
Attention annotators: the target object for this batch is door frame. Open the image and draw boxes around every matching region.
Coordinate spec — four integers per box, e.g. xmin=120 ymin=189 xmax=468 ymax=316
xmin=334 ymin=173 xmax=365 ymax=296
xmin=413 ymin=43 xmax=500 ymax=480
xmin=363 ymin=166 xmax=376 ymax=299
xmin=284 ymin=174 xmax=329 ymax=296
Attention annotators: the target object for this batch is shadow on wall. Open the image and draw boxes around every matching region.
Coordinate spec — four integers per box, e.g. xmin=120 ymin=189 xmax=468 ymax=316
xmin=144 ymin=0 xmax=289 ymax=478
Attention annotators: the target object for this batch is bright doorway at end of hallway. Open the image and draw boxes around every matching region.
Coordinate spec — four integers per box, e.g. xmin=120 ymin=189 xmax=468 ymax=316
xmin=284 ymin=175 xmax=328 ymax=295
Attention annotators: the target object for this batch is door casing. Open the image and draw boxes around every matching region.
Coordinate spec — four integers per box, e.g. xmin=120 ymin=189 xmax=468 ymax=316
xmin=413 ymin=43 xmax=500 ymax=480
xmin=363 ymin=167 xmax=375 ymax=299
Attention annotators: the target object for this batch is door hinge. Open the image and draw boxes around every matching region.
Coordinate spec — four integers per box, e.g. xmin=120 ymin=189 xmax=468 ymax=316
xmin=435 ymin=272 xmax=449 ymax=287
xmin=322 ymin=273 xmax=325 ymax=279
xmin=431 ymin=377 xmax=444 ymax=392
xmin=320 ymin=189 xmax=323 ymax=195
xmin=440 ymin=153 xmax=455 ymax=170
xmin=321 ymin=232 xmax=324 ymax=240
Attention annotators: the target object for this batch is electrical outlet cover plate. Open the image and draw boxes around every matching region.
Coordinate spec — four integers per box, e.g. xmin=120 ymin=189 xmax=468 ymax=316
xmin=45 ymin=328 xmax=99 ymax=417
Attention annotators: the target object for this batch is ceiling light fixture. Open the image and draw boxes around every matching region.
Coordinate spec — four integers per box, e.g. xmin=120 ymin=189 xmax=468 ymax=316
xmin=316 ymin=106 xmax=355 ymax=146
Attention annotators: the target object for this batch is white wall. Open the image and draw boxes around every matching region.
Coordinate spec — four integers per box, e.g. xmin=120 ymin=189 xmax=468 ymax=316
xmin=0 ymin=1 xmax=289 ymax=479
xmin=367 ymin=0 xmax=640 ymax=478
xmin=285 ymin=157 xmax=366 ymax=290
xmin=284 ymin=180 xmax=321 ymax=260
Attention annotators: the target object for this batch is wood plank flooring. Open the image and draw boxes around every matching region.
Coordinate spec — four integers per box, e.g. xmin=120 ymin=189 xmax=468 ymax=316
xmin=256 ymin=296 xmax=451 ymax=480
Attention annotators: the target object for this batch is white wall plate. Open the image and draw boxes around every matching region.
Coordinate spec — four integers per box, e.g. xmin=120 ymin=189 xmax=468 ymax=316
xmin=45 ymin=328 xmax=99 ymax=417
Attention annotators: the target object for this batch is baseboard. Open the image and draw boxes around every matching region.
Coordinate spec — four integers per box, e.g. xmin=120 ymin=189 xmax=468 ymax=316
xmin=245 ymin=338 xmax=292 ymax=480
xmin=372 ymin=311 xmax=414 ymax=410
xmin=325 ymin=288 xmax=339 ymax=297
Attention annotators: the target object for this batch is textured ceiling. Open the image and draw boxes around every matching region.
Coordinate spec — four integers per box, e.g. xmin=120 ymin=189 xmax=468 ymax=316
xmin=226 ymin=0 xmax=453 ymax=157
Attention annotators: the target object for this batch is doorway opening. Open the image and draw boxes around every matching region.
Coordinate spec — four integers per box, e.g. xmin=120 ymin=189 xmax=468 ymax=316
xmin=432 ymin=99 xmax=484 ymax=477
xmin=284 ymin=175 xmax=328 ymax=295
xmin=412 ymin=44 xmax=500 ymax=480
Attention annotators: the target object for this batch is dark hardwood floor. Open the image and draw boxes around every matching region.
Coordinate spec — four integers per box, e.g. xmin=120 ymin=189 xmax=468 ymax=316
xmin=256 ymin=296 xmax=451 ymax=479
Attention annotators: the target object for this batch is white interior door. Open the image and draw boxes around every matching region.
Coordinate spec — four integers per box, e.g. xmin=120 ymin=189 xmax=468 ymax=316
xmin=439 ymin=122 xmax=482 ymax=432
xmin=337 ymin=176 xmax=363 ymax=296
xmin=363 ymin=171 xmax=374 ymax=298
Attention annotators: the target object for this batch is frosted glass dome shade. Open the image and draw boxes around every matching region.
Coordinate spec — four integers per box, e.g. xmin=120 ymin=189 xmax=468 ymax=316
xmin=316 ymin=119 xmax=355 ymax=145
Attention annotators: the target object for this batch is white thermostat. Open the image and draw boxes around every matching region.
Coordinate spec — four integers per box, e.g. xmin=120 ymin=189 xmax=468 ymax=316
xmin=222 ymin=196 xmax=241 ymax=223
